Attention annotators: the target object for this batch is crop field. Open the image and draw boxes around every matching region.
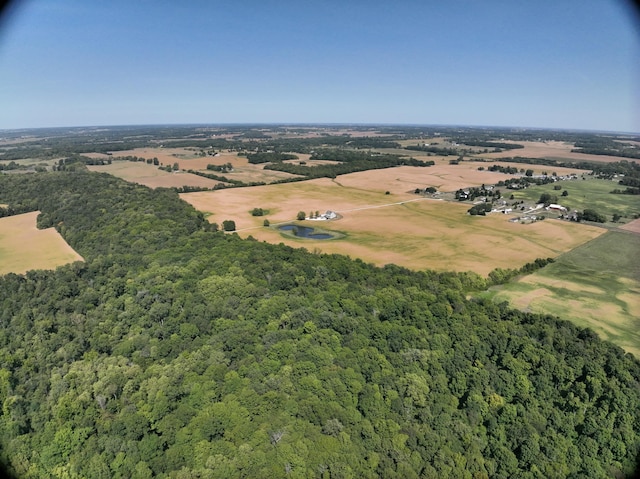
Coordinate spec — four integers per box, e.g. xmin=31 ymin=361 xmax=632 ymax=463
xmin=478 ymin=140 xmax=625 ymax=163
xmin=182 ymin=166 xmax=604 ymax=275
xmin=97 ymin=149 xmax=301 ymax=184
xmin=0 ymin=211 xmax=84 ymax=275
xmin=509 ymin=178 xmax=640 ymax=224
xmin=485 ymin=231 xmax=640 ymax=357
xmin=86 ymin=161 xmax=224 ymax=189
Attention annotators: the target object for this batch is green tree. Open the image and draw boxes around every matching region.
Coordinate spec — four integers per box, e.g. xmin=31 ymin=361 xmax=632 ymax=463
xmin=297 ymin=211 xmax=306 ymax=221
xmin=222 ymin=220 xmax=236 ymax=231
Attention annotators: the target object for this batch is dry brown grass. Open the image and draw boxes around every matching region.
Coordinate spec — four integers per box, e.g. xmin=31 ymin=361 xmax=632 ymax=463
xmin=98 ymin=149 xmax=301 ymax=185
xmin=0 ymin=211 xmax=84 ymax=275
xmin=86 ymin=162 xmax=223 ymax=189
xmin=181 ymin=166 xmax=604 ymax=275
xmin=478 ymin=140 xmax=624 ymax=163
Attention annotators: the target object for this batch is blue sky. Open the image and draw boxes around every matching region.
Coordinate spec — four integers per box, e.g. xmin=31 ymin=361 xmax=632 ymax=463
xmin=0 ymin=0 xmax=638 ymax=132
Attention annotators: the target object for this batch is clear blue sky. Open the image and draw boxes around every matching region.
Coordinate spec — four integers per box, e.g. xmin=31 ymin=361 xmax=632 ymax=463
xmin=1 ymin=0 xmax=638 ymax=132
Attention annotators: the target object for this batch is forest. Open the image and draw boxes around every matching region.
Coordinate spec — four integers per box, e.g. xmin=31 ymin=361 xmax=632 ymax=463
xmin=264 ymin=150 xmax=434 ymax=179
xmin=0 ymin=168 xmax=639 ymax=478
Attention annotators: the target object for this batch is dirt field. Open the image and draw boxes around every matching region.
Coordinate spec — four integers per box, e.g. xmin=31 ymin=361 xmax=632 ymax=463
xmin=478 ymin=140 xmax=625 ymax=163
xmin=87 ymin=162 xmax=224 ymax=189
xmin=0 ymin=211 xmax=84 ymax=275
xmin=619 ymin=218 xmax=640 ymax=234
xmin=181 ymin=166 xmax=604 ymax=275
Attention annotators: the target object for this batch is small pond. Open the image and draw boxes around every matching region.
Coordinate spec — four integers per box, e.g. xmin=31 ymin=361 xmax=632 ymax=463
xmin=278 ymin=224 xmax=333 ymax=240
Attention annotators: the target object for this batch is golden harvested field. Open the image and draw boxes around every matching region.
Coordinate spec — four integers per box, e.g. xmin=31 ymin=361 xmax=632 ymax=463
xmin=333 ymin=162 xmax=584 ymax=194
xmin=181 ymin=166 xmax=604 ymax=275
xmin=101 ymin=147 xmax=202 ymax=165
xmin=196 ymin=153 xmax=302 ymax=183
xmin=95 ymin=149 xmax=301 ymax=184
xmin=478 ymin=140 xmax=624 ymax=163
xmin=87 ymin=162 xmax=223 ymax=189
xmin=0 ymin=211 xmax=84 ymax=275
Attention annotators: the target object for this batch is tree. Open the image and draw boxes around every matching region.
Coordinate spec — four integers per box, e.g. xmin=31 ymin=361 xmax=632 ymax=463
xmin=172 ymin=162 xmax=179 ymax=171
xmin=561 ymin=190 xmax=569 ymax=197
xmin=263 ymin=219 xmax=270 ymax=227
xmin=525 ymin=169 xmax=534 ymax=177
xmin=251 ymin=208 xmax=264 ymax=216
xmin=222 ymin=220 xmax=236 ymax=231
xmin=538 ymin=193 xmax=557 ymax=206
xmin=297 ymin=211 xmax=306 ymax=221
xmin=579 ymin=209 xmax=606 ymax=223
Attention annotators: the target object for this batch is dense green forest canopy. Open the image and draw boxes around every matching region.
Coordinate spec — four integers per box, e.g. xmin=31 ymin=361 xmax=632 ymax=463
xmin=0 ymin=169 xmax=639 ymax=478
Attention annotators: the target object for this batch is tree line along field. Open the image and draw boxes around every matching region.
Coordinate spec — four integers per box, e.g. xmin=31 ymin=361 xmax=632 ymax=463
xmin=484 ymin=231 xmax=640 ymax=357
xmin=0 ymin=170 xmax=639 ymax=478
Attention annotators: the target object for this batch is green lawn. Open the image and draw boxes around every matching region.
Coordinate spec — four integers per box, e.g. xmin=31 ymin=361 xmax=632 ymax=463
xmin=483 ymin=231 xmax=640 ymax=357
xmin=509 ymin=178 xmax=640 ymax=224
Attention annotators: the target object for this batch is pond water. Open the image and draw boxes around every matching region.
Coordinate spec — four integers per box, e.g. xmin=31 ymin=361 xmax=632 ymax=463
xmin=278 ymin=225 xmax=333 ymax=240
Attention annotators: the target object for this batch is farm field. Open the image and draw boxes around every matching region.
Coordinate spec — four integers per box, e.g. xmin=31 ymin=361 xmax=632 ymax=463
xmin=485 ymin=231 xmax=640 ymax=357
xmin=94 ymin=149 xmax=301 ymax=184
xmin=509 ymin=178 xmax=640 ymax=224
xmin=0 ymin=211 xmax=84 ymax=275
xmin=478 ymin=140 xmax=625 ymax=163
xmin=86 ymin=161 xmax=225 ymax=189
xmin=181 ymin=167 xmax=604 ymax=275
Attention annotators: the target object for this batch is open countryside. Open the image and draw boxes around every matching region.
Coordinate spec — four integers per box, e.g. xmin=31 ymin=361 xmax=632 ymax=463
xmin=181 ymin=166 xmax=604 ymax=275
xmin=1 ymin=124 xmax=639 ymax=479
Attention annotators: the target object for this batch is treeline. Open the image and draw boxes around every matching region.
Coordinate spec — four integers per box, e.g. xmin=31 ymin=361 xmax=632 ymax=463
xmin=265 ymin=150 xmax=434 ymax=179
xmin=572 ymin=137 xmax=640 ymax=160
xmin=0 ymin=161 xmax=39 ymax=171
xmin=405 ymin=144 xmax=460 ymax=156
xmin=187 ymin=169 xmax=266 ymax=188
xmin=486 ymin=164 xmax=519 ymax=174
xmin=206 ymin=162 xmax=233 ymax=172
xmin=246 ymin=152 xmax=299 ymax=164
xmin=496 ymin=157 xmax=640 ymax=178
xmin=0 ymin=171 xmax=639 ymax=478
xmin=451 ymin=139 xmax=524 ymax=151
xmin=487 ymin=258 xmax=555 ymax=285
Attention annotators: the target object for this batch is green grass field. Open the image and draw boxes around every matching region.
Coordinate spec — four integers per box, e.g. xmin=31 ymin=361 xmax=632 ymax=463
xmin=510 ymin=178 xmax=640 ymax=224
xmin=484 ymin=231 xmax=640 ymax=357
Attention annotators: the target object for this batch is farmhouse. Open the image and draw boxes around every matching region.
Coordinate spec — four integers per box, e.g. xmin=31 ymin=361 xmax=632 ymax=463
xmin=547 ymin=204 xmax=567 ymax=212
xmin=310 ymin=210 xmax=337 ymax=221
